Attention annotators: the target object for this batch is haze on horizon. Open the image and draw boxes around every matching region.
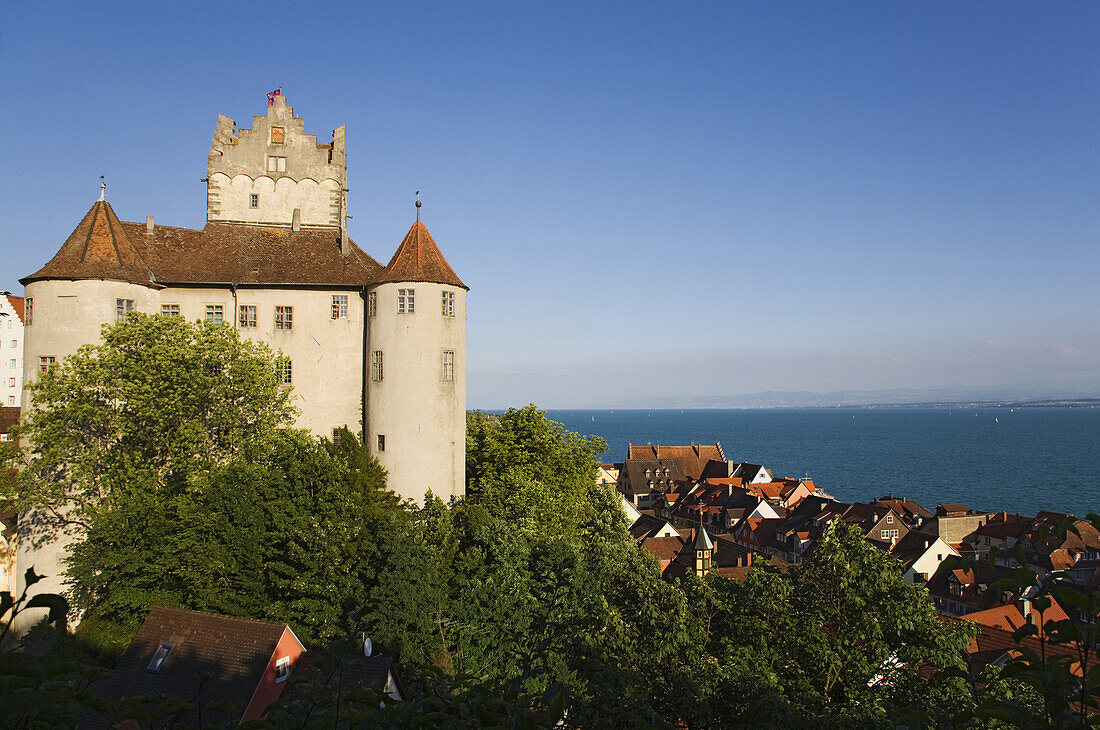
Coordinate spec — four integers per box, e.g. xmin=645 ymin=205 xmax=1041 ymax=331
xmin=1 ymin=2 xmax=1097 ymax=410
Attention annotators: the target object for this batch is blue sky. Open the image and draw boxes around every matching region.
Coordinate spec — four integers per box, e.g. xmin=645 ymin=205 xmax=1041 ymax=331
xmin=1 ymin=2 xmax=1097 ymax=408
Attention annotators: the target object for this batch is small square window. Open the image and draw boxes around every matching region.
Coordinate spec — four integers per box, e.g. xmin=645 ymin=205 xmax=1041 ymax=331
xmin=239 ymin=305 xmax=257 ymax=328
xmin=39 ymin=356 xmax=55 ymax=373
xmin=275 ymin=306 xmax=293 ymax=330
xmin=371 ymin=350 xmax=383 ymax=381
xmin=205 ymin=304 xmax=224 ymax=325
xmin=331 ymin=295 xmax=348 ymax=319
xmin=441 ymin=291 xmax=455 ymax=317
xmin=397 ymin=289 xmax=414 ymax=314
xmin=367 ymin=292 xmax=377 ymax=317
xmin=250 ymin=193 xmax=259 ymax=209
xmin=161 ymin=304 xmax=181 ymax=317
xmin=377 ymin=434 xmax=385 ymax=452
xmin=270 ymin=126 xmax=285 ymax=144
xmin=275 ymin=656 xmax=290 ymax=683
xmin=886 ymin=514 xmax=893 ymax=524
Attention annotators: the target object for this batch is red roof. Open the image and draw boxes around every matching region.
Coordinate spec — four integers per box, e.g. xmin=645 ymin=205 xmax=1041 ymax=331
xmin=626 ymin=443 xmax=725 ymax=480
xmin=26 ymin=201 xmax=153 ymax=286
xmin=4 ymin=294 xmax=24 ymax=323
xmin=375 ymin=221 xmax=467 ymax=289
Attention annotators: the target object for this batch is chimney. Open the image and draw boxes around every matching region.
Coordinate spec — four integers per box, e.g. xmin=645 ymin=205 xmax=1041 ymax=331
xmin=292 ymin=208 xmax=301 ymax=233
xmin=146 ymin=216 xmax=154 ymax=235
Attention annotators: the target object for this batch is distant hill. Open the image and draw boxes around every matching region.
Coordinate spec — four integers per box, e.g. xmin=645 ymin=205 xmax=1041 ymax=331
xmin=611 ymin=385 xmax=1100 ymax=409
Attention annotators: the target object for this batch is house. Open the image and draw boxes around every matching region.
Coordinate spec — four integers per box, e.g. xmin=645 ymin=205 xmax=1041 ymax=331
xmin=964 ymin=512 xmax=1032 ymax=559
xmin=871 ymin=495 xmax=933 ymax=530
xmin=617 ymin=458 xmax=685 ymax=507
xmin=597 ymin=463 xmax=621 ymax=487
xmin=928 ymin=503 xmax=990 ymax=544
xmin=926 ymin=561 xmax=1022 ymax=617
xmin=1019 ymin=517 xmax=1100 ymax=585
xmin=629 ymin=513 xmax=681 ymax=541
xmin=0 ymin=293 xmax=23 ymax=408
xmin=885 ymin=530 xmax=959 ymax=583
xmin=843 ymin=502 xmax=910 ymax=547
xmin=729 ymin=462 xmax=772 ymax=484
xmin=626 ymin=442 xmax=725 ymax=481
xmin=89 ymin=606 xmax=306 ymax=727
xmin=963 ymin=597 xmax=1071 ymax=641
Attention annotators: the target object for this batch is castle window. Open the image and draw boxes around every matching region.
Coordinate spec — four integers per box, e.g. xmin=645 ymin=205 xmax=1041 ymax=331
xmin=115 ymin=298 xmax=134 ymax=323
xmin=371 ymin=351 xmax=384 ymax=381
xmin=24 ymin=298 xmax=31 ymax=325
xmin=275 ymin=306 xmax=293 ymax=330
xmin=441 ymin=291 xmax=454 ymax=317
xmin=161 ymin=304 xmax=180 ymax=317
xmin=397 ymin=289 xmax=414 ymax=314
xmin=205 ymin=304 xmax=224 ymax=325
xmin=270 ymin=126 xmax=285 ymax=144
xmin=267 ymin=156 xmax=287 ymax=173
xmin=250 ymin=194 xmax=259 ymax=209
xmin=331 ymin=295 xmax=348 ymax=319
xmin=442 ymin=350 xmax=454 ymax=381
xmin=278 ymin=359 xmax=292 ymax=384
xmin=367 ymin=292 xmax=377 ymax=317
xmin=39 ymin=356 xmax=55 ymax=373
xmin=377 ymin=434 xmax=386 ymax=452
xmin=239 ymin=305 xmax=257 ymax=328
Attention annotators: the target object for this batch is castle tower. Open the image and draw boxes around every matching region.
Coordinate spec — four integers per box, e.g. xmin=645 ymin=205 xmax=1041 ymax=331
xmin=207 ymin=94 xmax=348 ymax=239
xmin=366 ymin=216 xmax=467 ymax=502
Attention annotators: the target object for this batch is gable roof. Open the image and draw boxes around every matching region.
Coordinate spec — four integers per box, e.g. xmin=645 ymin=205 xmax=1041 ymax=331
xmin=374 ymin=220 xmax=467 ymax=289
xmin=3 ymin=294 xmax=24 ymax=323
xmin=621 ymin=458 xmax=685 ymax=495
xmin=25 ymin=201 xmax=154 ymax=287
xmin=627 ymin=443 xmax=725 ymax=480
xmin=22 ymin=201 xmax=388 ymax=289
xmin=101 ymin=606 xmax=302 ymax=724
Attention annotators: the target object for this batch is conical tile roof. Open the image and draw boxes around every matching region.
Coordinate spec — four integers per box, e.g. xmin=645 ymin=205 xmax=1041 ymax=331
xmin=24 ymin=200 xmax=155 ymax=287
xmin=374 ymin=221 xmax=467 ymax=289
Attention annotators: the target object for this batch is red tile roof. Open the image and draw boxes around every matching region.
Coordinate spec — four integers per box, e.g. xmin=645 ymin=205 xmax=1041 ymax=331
xmin=0 ymin=407 xmax=18 ymax=434
xmin=4 ymin=294 xmax=24 ymax=323
xmin=22 ymin=201 xmax=401 ymax=289
xmin=374 ymin=221 xmax=467 ymax=289
xmin=626 ymin=443 xmax=725 ymax=480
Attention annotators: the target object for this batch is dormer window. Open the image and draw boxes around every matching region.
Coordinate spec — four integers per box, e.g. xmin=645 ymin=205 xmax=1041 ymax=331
xmin=146 ymin=642 xmax=175 ymax=673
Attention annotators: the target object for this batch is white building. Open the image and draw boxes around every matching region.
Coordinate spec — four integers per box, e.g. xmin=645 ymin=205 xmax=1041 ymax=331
xmin=0 ymin=293 xmax=24 ymax=409
xmin=15 ymin=95 xmax=469 ymax=625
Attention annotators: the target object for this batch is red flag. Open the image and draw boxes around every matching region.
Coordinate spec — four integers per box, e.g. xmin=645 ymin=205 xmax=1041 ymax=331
xmin=266 ymin=88 xmax=281 ymax=106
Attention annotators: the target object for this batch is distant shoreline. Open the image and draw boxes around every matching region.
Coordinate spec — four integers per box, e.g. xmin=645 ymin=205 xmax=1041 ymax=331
xmin=498 ymin=399 xmax=1100 ymax=412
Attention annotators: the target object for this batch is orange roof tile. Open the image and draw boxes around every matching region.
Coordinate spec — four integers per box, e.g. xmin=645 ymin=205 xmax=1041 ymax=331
xmin=26 ymin=201 xmax=154 ymax=287
xmin=375 ymin=221 xmax=467 ymax=289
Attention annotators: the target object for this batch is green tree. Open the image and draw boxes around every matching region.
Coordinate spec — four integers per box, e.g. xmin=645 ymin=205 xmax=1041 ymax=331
xmin=6 ymin=313 xmax=295 ymax=529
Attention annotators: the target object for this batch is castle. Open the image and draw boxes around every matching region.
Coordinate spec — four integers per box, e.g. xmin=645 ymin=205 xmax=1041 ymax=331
xmin=15 ymin=95 xmax=468 ymax=613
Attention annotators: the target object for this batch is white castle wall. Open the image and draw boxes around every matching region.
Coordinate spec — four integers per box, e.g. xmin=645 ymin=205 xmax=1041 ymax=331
xmin=366 ymin=281 xmax=466 ymax=502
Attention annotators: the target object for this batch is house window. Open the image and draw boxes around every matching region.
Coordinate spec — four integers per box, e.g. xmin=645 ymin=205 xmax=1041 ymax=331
xmin=886 ymin=514 xmax=893 ymax=524
xmin=7 ymin=378 xmax=14 ymax=387
xmin=331 ymin=295 xmax=348 ymax=319
xmin=880 ymin=530 xmax=889 ymax=540
xmin=397 ymin=289 xmax=414 ymax=313
xmin=24 ymin=298 xmax=31 ymax=325
xmin=441 ymin=291 xmax=454 ymax=317
xmin=8 ymin=360 xmax=14 ymax=369
xmin=367 ymin=292 xmax=377 ymax=317
xmin=115 ymin=298 xmax=134 ymax=323
xmin=442 ymin=350 xmax=454 ymax=381
xmin=146 ymin=642 xmax=174 ymax=673
xmin=9 ymin=340 xmax=14 ymax=348
xmin=937 ymin=554 xmax=943 ymax=561
xmin=331 ymin=428 xmax=343 ymax=446
xmin=39 ymin=356 xmax=55 ymax=373
xmin=891 ymin=529 xmax=899 ymax=539
xmin=4 ymin=396 xmax=11 ymax=406
xmin=239 ymin=305 xmax=257 ymax=328
xmin=275 ymin=306 xmax=293 ymax=330
xmin=377 ymin=434 xmax=385 ymax=452
xmin=270 ymin=126 xmax=285 ymax=144
xmin=371 ymin=351 xmax=383 ymax=381
xmin=204 ymin=304 xmax=224 ymax=325
xmin=278 ymin=359 xmax=292 ymax=384
xmin=250 ymin=193 xmax=259 ymax=208
xmin=267 ymin=156 xmax=287 ymax=173
xmin=161 ymin=304 xmax=180 ymax=317
xmin=275 ymin=656 xmax=290 ymax=683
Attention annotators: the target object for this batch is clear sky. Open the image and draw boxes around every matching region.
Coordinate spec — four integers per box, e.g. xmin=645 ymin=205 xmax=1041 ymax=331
xmin=1 ymin=2 xmax=1097 ymax=408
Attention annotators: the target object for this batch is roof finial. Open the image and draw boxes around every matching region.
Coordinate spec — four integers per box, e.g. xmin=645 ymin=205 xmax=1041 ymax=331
xmin=99 ymin=176 xmax=106 ymax=202
xmin=415 ymin=190 xmax=421 ymax=222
